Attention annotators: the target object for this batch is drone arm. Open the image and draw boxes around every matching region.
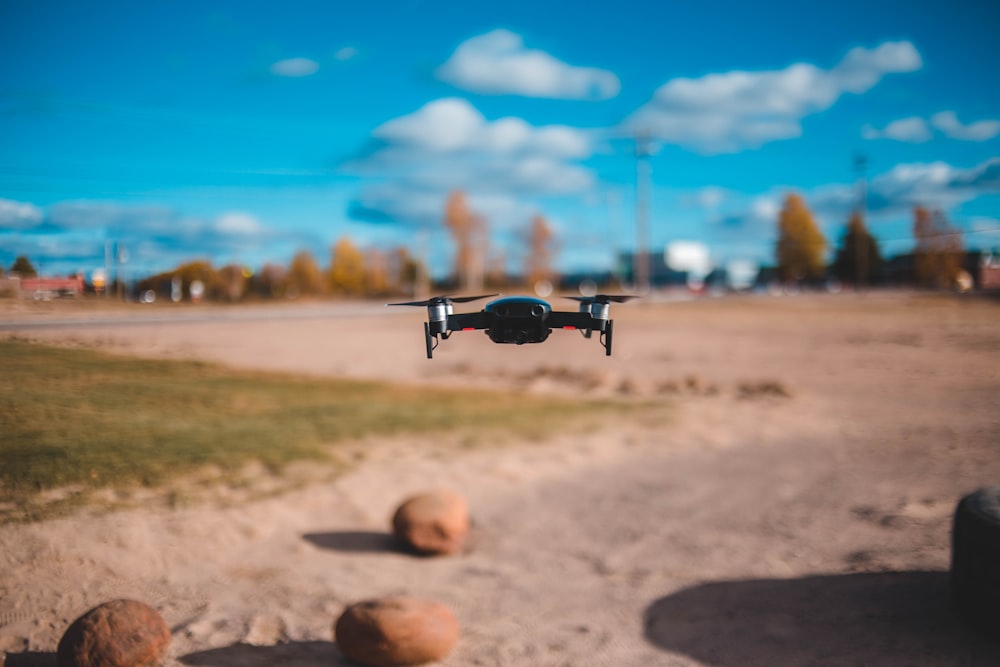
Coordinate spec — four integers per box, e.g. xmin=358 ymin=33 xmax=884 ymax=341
xmin=447 ymin=311 xmax=491 ymax=332
xmin=547 ymin=311 xmax=605 ymax=331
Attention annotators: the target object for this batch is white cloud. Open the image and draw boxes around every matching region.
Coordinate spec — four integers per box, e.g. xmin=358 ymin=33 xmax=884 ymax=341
xmin=683 ymin=186 xmax=730 ymax=210
xmin=334 ymin=46 xmax=358 ymax=61
xmin=624 ymin=40 xmax=922 ymax=154
xmin=750 ymin=196 xmax=781 ymax=220
xmin=371 ymin=98 xmax=592 ymax=159
xmin=862 ymin=116 xmax=932 ymax=143
xmin=863 ymin=111 xmax=1000 ymax=143
xmin=808 ymin=157 xmax=1000 ymax=217
xmin=269 ymin=57 xmax=319 ymax=77
xmin=0 ymin=198 xmax=43 ymax=230
xmin=348 ymin=99 xmax=596 ymax=227
xmin=215 ymin=211 xmax=264 ymax=235
xmin=931 ymin=111 xmax=1000 ymax=141
xmin=436 ymin=29 xmax=620 ymax=100
xmin=0 ymin=199 xmax=305 ymax=276
xmin=373 ymin=98 xmax=484 ymax=152
xmin=833 ymin=41 xmax=923 ymax=92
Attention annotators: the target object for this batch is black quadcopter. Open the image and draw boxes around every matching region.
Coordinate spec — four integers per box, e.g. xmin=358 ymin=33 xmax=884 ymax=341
xmin=387 ymin=293 xmax=636 ymax=358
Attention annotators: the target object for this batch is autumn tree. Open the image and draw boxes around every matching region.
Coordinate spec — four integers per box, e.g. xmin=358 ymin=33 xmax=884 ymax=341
xmin=832 ymin=211 xmax=882 ymax=287
xmin=286 ymin=250 xmax=325 ymax=297
xmin=387 ymin=246 xmax=422 ymax=296
xmin=328 ymin=237 xmax=366 ymax=296
xmin=10 ymin=255 xmax=37 ymax=277
xmin=525 ymin=214 xmax=556 ymax=288
xmin=444 ymin=191 xmax=487 ymax=291
xmin=775 ymin=193 xmax=827 ymax=283
xmin=135 ymin=260 xmax=219 ymax=300
xmin=251 ymin=263 xmax=288 ymax=298
xmin=216 ymin=264 xmax=249 ymax=301
xmin=913 ymin=206 xmax=964 ymax=289
xmin=363 ymin=248 xmax=391 ymax=296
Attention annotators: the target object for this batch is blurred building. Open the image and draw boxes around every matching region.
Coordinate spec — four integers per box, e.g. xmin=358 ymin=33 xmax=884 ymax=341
xmin=1 ymin=274 xmax=85 ymax=299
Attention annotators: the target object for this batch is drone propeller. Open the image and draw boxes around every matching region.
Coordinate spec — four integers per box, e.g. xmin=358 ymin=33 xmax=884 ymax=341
xmin=386 ymin=294 xmax=499 ymax=307
xmin=566 ymin=294 xmax=638 ymax=304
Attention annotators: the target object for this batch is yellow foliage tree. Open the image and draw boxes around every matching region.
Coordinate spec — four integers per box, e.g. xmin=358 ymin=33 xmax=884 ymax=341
xmin=328 ymin=237 xmax=366 ymax=296
xmin=775 ymin=193 xmax=827 ymax=283
xmin=286 ymin=250 xmax=325 ymax=297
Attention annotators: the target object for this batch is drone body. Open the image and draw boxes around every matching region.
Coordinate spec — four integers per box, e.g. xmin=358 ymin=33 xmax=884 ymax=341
xmin=388 ymin=293 xmax=636 ymax=358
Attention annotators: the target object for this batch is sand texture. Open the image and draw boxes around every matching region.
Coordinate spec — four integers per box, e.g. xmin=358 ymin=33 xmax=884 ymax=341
xmin=2 ymin=292 xmax=999 ymax=666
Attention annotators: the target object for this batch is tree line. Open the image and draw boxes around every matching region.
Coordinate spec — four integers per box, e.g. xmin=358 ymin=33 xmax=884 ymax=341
xmin=132 ymin=191 xmax=558 ymax=302
xmin=775 ymin=193 xmax=967 ymax=289
xmin=3 ymin=189 xmax=975 ymax=300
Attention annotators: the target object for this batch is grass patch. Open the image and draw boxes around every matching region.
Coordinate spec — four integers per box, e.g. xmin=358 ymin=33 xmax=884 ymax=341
xmin=1 ymin=341 xmax=660 ymax=521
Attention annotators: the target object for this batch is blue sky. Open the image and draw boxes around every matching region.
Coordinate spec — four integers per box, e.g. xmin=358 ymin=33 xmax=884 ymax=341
xmin=2 ymin=0 xmax=999 ymax=279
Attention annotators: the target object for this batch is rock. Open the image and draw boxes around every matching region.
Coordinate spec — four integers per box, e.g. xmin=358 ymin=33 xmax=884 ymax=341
xmin=391 ymin=491 xmax=469 ymax=556
xmin=334 ymin=596 xmax=459 ymax=666
xmin=57 ymin=599 xmax=171 ymax=667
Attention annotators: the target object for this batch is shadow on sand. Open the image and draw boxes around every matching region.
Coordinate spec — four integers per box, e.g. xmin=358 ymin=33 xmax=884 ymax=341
xmin=644 ymin=570 xmax=1000 ymax=666
xmin=302 ymin=530 xmax=401 ymax=554
xmin=181 ymin=640 xmax=345 ymax=666
xmin=4 ymin=644 xmax=348 ymax=667
xmin=2 ymin=653 xmax=56 ymax=667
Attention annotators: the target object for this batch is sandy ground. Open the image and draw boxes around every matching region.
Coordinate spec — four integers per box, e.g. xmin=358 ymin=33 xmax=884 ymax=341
xmin=2 ymin=291 xmax=1000 ymax=666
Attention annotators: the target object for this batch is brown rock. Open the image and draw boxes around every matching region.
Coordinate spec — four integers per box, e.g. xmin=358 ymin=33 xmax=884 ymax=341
xmin=57 ymin=599 xmax=171 ymax=667
xmin=334 ymin=596 xmax=459 ymax=666
xmin=391 ymin=491 xmax=469 ymax=556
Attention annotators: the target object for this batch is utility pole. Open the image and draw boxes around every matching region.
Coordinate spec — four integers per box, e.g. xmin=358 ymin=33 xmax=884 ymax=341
xmin=635 ymin=131 xmax=653 ymax=293
xmin=104 ymin=241 xmax=112 ymax=299
xmin=116 ymin=242 xmax=128 ymax=301
xmin=607 ymin=188 xmax=623 ymax=287
xmin=853 ymin=152 xmax=869 ymax=290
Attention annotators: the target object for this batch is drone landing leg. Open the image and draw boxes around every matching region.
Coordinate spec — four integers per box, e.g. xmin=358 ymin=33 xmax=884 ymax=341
xmin=602 ymin=320 xmax=614 ymax=356
xmin=424 ymin=322 xmax=437 ymax=359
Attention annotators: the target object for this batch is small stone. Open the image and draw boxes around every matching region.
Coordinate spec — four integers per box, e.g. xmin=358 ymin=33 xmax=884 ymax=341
xmin=244 ymin=614 xmax=287 ymax=646
xmin=334 ymin=596 xmax=459 ymax=666
xmin=391 ymin=491 xmax=469 ymax=556
xmin=57 ymin=599 xmax=171 ymax=667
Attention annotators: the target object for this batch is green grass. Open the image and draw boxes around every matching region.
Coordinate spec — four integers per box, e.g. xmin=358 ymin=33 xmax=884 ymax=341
xmin=0 ymin=340 xmax=659 ymax=521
